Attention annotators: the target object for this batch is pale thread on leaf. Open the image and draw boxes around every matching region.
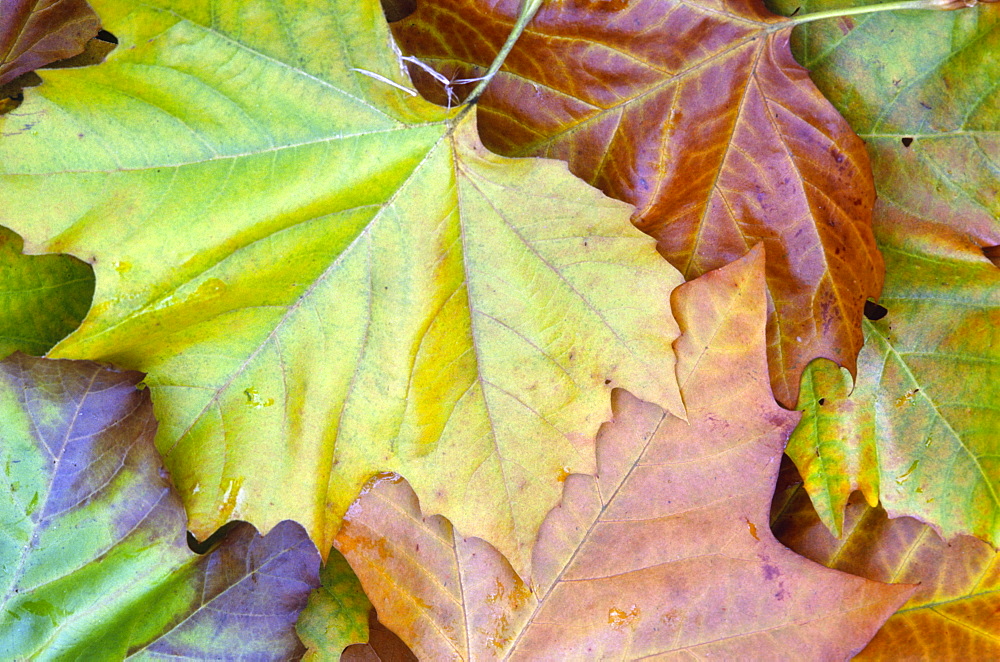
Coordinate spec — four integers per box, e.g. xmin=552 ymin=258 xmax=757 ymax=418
xmin=0 ymin=0 xmax=685 ymax=584
xmin=336 ymin=247 xmax=913 ymax=659
xmin=392 ymin=0 xmax=884 ymax=408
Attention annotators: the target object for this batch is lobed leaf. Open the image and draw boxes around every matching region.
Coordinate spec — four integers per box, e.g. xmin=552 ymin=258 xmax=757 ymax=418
xmin=772 ymin=469 xmax=1000 ymax=659
xmin=391 ymin=0 xmax=884 ymax=407
xmin=777 ymin=0 xmax=1000 ymax=544
xmin=334 ymin=247 xmax=913 ymax=659
xmin=0 ymin=0 xmax=685 ymax=581
xmin=0 ymin=0 xmax=100 ymax=86
xmin=0 ymin=354 xmax=319 ymax=659
xmin=297 ymin=549 xmax=374 ymax=661
xmin=0 ymin=225 xmax=93 ymax=358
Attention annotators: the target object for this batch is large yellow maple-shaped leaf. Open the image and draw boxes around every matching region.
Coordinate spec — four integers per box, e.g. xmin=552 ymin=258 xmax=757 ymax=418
xmin=0 ymin=0 xmax=684 ymax=577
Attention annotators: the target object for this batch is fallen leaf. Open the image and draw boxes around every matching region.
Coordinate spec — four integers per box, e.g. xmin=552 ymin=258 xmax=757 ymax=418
xmin=0 ymin=0 xmax=100 ymax=86
xmin=298 ymin=549 xmax=374 ymax=660
xmin=0 ymin=225 xmax=93 ymax=358
xmin=772 ymin=466 xmax=1000 ymax=659
xmin=335 ymin=246 xmax=913 ymax=659
xmin=773 ymin=0 xmax=1000 ymax=246
xmin=391 ymin=0 xmax=884 ymax=407
xmin=788 ymin=217 xmax=1000 ymax=546
xmin=341 ymin=610 xmax=419 ymax=662
xmin=0 ymin=0 xmax=685 ymax=580
xmin=775 ymin=0 xmax=1000 ymax=544
xmin=0 ymin=353 xmax=319 ymax=659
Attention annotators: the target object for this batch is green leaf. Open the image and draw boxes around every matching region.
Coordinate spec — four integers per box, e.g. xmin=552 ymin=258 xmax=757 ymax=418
xmin=0 ymin=0 xmax=685 ymax=580
xmin=0 ymin=354 xmax=320 ymax=659
xmin=776 ymin=0 xmax=1000 ymax=542
xmin=791 ymin=219 xmax=1000 ymax=544
xmin=297 ymin=548 xmax=373 ymax=660
xmin=786 ymin=357 xmax=879 ymax=537
xmin=0 ymin=225 xmax=93 ymax=358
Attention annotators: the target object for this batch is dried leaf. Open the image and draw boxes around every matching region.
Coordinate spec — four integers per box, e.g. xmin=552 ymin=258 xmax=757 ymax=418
xmin=341 ymin=610 xmax=419 ymax=662
xmin=298 ymin=549 xmax=374 ymax=660
xmin=0 ymin=354 xmax=319 ymax=658
xmin=0 ymin=0 xmax=685 ymax=581
xmin=777 ymin=0 xmax=1000 ymax=544
xmin=334 ymin=247 xmax=912 ymax=659
xmin=391 ymin=0 xmax=884 ymax=407
xmin=772 ymin=472 xmax=1000 ymax=659
xmin=0 ymin=0 xmax=100 ymax=86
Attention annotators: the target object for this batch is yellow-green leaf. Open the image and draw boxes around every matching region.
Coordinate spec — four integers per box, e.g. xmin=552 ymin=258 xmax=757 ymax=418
xmin=0 ymin=0 xmax=684 ymax=579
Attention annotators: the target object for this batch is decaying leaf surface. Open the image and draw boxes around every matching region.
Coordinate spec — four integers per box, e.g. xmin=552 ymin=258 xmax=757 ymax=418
xmin=0 ymin=354 xmax=320 ymax=659
xmin=0 ymin=225 xmax=93 ymax=358
xmin=335 ymin=247 xmax=913 ymax=659
xmin=774 ymin=0 xmax=1000 ymax=544
xmin=298 ymin=549 xmax=373 ymax=660
xmin=0 ymin=0 xmax=685 ymax=580
xmin=0 ymin=0 xmax=100 ymax=86
xmin=391 ymin=0 xmax=884 ymax=407
xmin=772 ymin=469 xmax=1000 ymax=659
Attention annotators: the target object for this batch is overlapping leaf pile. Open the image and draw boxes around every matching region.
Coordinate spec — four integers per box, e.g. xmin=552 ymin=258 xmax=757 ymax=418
xmin=0 ymin=0 xmax=997 ymax=657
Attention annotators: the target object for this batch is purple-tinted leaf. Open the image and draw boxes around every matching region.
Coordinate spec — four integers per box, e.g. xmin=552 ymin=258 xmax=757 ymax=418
xmin=0 ymin=0 xmax=100 ymax=86
xmin=0 ymin=354 xmax=320 ymax=659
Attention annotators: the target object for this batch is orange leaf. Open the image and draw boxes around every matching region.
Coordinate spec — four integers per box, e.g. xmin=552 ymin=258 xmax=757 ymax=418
xmin=773 ymin=462 xmax=1000 ymax=659
xmin=334 ymin=246 xmax=911 ymax=658
xmin=391 ymin=0 xmax=883 ymax=406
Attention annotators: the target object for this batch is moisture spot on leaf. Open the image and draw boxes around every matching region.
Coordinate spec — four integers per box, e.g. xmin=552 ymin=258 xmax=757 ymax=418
xmin=895 ymin=461 xmax=919 ymax=485
xmin=608 ymin=605 xmax=640 ymax=630
xmin=243 ymin=387 xmax=274 ymax=408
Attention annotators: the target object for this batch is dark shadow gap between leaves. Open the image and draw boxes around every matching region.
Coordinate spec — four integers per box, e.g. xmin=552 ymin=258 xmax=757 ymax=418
xmin=984 ymin=246 xmax=1000 ymax=269
xmin=187 ymin=520 xmax=245 ymax=555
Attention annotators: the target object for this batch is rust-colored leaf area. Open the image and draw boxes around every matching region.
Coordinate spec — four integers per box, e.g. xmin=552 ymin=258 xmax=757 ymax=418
xmin=773 ymin=464 xmax=1000 ymax=659
xmin=335 ymin=247 xmax=911 ymax=659
xmin=0 ymin=0 xmax=100 ymax=86
xmin=392 ymin=0 xmax=883 ymax=406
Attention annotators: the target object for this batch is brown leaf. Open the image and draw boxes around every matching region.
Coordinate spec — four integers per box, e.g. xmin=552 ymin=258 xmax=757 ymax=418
xmin=772 ymin=466 xmax=1000 ymax=659
xmin=391 ymin=0 xmax=883 ymax=406
xmin=0 ymin=0 xmax=100 ymax=86
xmin=334 ymin=246 xmax=911 ymax=659
xmin=341 ymin=610 xmax=419 ymax=662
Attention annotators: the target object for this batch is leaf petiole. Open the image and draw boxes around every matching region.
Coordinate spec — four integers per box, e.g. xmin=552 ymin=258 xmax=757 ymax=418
xmin=465 ymin=0 xmax=544 ymax=104
xmin=781 ymin=0 xmax=993 ymax=26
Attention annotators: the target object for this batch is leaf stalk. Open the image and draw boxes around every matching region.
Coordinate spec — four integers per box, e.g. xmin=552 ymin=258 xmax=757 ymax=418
xmin=782 ymin=0 xmax=993 ymax=26
xmin=465 ymin=0 xmax=544 ymax=104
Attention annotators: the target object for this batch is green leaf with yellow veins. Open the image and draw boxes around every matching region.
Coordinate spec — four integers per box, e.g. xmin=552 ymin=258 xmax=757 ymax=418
xmin=0 ymin=0 xmax=684 ymax=579
xmin=0 ymin=226 xmax=93 ymax=359
xmin=786 ymin=357 xmax=880 ymax=538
